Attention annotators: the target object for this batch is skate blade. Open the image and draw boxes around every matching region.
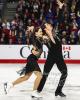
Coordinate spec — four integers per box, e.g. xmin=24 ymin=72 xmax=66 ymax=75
xmin=31 ymin=95 xmax=42 ymax=99
xmin=3 ymin=83 xmax=7 ymax=94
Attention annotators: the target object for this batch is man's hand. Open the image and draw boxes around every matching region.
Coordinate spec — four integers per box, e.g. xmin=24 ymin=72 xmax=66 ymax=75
xmin=57 ymin=0 xmax=64 ymax=9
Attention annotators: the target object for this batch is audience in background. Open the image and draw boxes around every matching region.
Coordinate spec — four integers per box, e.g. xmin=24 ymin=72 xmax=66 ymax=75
xmin=0 ymin=0 xmax=80 ymax=45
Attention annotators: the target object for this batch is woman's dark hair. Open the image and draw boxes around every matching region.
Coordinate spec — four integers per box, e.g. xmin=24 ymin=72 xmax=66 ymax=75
xmin=31 ymin=47 xmax=38 ymax=52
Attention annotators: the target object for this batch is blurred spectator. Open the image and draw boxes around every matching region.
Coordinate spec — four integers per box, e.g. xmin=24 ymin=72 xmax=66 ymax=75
xmin=7 ymin=0 xmax=18 ymax=3
xmin=62 ymin=38 xmax=67 ymax=44
xmin=8 ymin=30 xmax=16 ymax=44
xmin=68 ymin=31 xmax=79 ymax=44
xmin=0 ymin=32 xmax=9 ymax=44
xmin=0 ymin=18 xmax=2 ymax=34
xmin=16 ymin=30 xmax=26 ymax=44
xmin=78 ymin=29 xmax=80 ymax=44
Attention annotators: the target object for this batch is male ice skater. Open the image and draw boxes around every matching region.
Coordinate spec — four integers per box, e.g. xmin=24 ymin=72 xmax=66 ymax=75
xmin=32 ymin=10 xmax=68 ymax=98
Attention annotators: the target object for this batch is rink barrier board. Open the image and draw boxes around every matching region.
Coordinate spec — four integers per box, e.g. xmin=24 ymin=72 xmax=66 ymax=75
xmin=0 ymin=59 xmax=80 ymax=64
xmin=0 ymin=45 xmax=80 ymax=64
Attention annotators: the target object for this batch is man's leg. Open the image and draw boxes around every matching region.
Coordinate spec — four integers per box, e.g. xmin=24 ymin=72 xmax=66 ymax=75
xmin=37 ymin=55 xmax=55 ymax=92
xmin=31 ymin=54 xmax=55 ymax=98
xmin=55 ymin=57 xmax=68 ymax=97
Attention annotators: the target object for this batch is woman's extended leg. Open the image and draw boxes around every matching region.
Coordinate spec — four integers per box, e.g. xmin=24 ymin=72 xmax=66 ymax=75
xmin=12 ymin=72 xmax=32 ymax=86
xmin=4 ymin=72 xmax=32 ymax=94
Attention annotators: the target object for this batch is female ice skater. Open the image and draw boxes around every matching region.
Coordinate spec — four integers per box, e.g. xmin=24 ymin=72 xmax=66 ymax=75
xmin=4 ymin=46 xmax=42 ymax=94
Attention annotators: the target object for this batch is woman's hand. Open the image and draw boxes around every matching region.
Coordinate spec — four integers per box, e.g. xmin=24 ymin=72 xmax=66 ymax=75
xmin=35 ymin=32 xmax=43 ymax=38
xmin=43 ymin=35 xmax=50 ymax=41
xmin=35 ymin=28 xmax=43 ymax=38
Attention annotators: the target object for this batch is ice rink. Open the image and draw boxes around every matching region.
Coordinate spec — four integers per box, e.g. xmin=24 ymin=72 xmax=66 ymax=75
xmin=0 ymin=63 xmax=80 ymax=100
